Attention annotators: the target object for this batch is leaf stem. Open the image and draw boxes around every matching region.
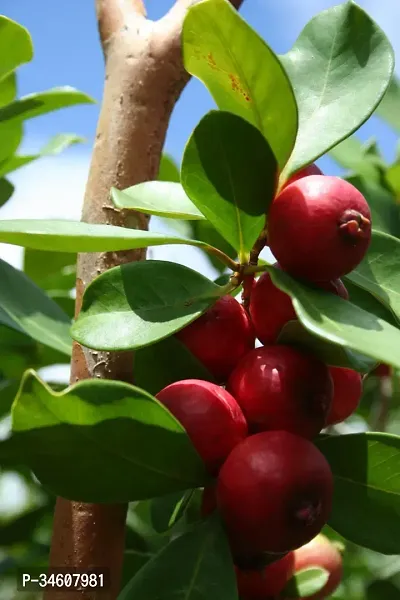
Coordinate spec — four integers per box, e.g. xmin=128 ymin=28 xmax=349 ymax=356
xmin=205 ymin=245 xmax=240 ymax=272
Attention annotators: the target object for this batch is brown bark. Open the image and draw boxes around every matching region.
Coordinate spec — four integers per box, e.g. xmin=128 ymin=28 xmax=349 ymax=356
xmin=46 ymin=1 xmax=243 ymax=598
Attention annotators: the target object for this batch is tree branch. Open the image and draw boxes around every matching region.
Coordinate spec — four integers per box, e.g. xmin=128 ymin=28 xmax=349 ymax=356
xmin=47 ymin=0 xmax=244 ymax=598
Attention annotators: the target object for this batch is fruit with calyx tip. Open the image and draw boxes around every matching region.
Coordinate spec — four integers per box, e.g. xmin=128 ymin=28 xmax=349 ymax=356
xmin=250 ymin=265 xmax=348 ymax=345
xmin=176 ymin=295 xmax=255 ymax=382
xmin=217 ymin=431 xmax=333 ymax=555
xmin=156 ymin=379 xmax=247 ymax=474
xmin=326 ymin=367 xmax=363 ymax=425
xmin=285 ymin=163 xmax=323 ymax=187
xmin=290 ymin=534 xmax=343 ymax=599
xmin=235 ymin=552 xmax=295 ymax=599
xmin=227 ymin=346 xmax=333 ymax=439
xmin=268 ymin=175 xmax=371 ymax=282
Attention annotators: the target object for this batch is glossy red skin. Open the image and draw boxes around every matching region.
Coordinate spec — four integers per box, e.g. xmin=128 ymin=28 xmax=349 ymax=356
xmin=285 ymin=163 xmax=323 ymax=187
xmin=156 ymin=379 xmax=247 ymax=474
xmin=250 ymin=265 xmax=348 ymax=345
xmin=371 ymin=363 xmax=392 ymax=377
xmin=269 ymin=175 xmax=371 ymax=282
xmin=217 ymin=431 xmax=333 ymax=555
xmin=227 ymin=346 xmax=333 ymax=439
xmin=291 ymin=535 xmax=343 ymax=599
xmin=235 ymin=552 xmax=295 ymax=599
xmin=327 ymin=367 xmax=363 ymax=425
xmin=176 ymin=295 xmax=255 ymax=382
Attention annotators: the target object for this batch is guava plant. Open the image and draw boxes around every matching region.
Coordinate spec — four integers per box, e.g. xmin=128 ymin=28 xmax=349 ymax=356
xmin=1 ymin=1 xmax=400 ymax=599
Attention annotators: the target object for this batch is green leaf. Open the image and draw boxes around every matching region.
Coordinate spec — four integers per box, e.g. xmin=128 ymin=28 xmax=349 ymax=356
xmin=348 ymin=231 xmax=400 ymax=324
xmin=0 ymin=72 xmax=17 ymax=107
xmin=367 ymin=580 xmax=400 ymax=600
xmin=71 ymin=261 xmax=221 ymax=351
xmin=0 ymin=16 xmax=33 ymax=81
xmin=386 ymin=162 xmax=400 ymax=200
xmin=183 ymin=0 xmax=297 ymax=170
xmin=0 ymin=219 xmax=212 ymax=253
xmin=23 ymin=249 xmax=76 ymax=292
xmin=268 ymin=266 xmax=400 ymax=371
xmin=134 ymin=336 xmax=215 ymax=396
xmin=0 ymin=178 xmax=14 ymax=207
xmin=376 ymin=75 xmax=400 ymax=132
xmin=119 ymin=515 xmax=237 ymax=600
xmin=278 ymin=320 xmax=376 ymax=373
xmin=317 ymin=433 xmax=400 ymax=554
xmin=150 ymin=491 xmax=187 ymax=533
xmin=329 ymin=136 xmax=366 ymax=172
xmin=280 ymin=2 xmax=394 ymax=178
xmin=345 ymin=279 xmax=398 ymax=328
xmin=0 ymin=121 xmax=23 ymax=162
xmin=0 ymin=133 xmax=85 ymax=178
xmin=112 ymin=182 xmax=206 ymax=220
xmin=4 ymin=370 xmax=207 ymax=502
xmin=284 ymin=567 xmax=329 ymax=598
xmin=182 ymin=111 xmax=277 ymax=261
xmin=191 ymin=220 xmax=237 ymax=274
xmin=0 ymin=258 xmax=71 ymax=355
xmin=0 ymin=87 xmax=95 ymax=124
xmin=158 ymin=154 xmax=180 ymax=183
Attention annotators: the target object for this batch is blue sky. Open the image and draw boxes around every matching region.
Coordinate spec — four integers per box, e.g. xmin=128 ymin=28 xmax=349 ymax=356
xmin=0 ymin=0 xmax=399 ymax=273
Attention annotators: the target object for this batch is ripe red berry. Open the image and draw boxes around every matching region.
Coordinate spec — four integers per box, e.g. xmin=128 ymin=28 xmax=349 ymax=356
xmin=217 ymin=431 xmax=333 ymax=555
xmin=285 ymin=163 xmax=323 ymax=187
xmin=371 ymin=363 xmax=392 ymax=377
xmin=156 ymin=379 xmax=247 ymax=474
xmin=227 ymin=346 xmax=333 ymax=439
xmin=326 ymin=367 xmax=363 ymax=425
xmin=176 ymin=295 xmax=255 ymax=382
xmin=269 ymin=175 xmax=371 ymax=282
xmin=235 ymin=552 xmax=295 ymax=599
xmin=292 ymin=535 xmax=343 ymax=599
xmin=250 ymin=265 xmax=348 ymax=345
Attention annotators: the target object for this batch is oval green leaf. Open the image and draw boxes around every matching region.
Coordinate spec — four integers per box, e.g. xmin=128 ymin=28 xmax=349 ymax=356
xmin=183 ymin=0 xmax=297 ymax=170
xmin=119 ymin=515 xmax=237 ymax=600
xmin=268 ymin=266 xmax=400 ymax=371
xmin=111 ymin=182 xmax=206 ymax=220
xmin=376 ymin=75 xmax=400 ymax=132
xmin=135 ymin=336 xmax=215 ymax=396
xmin=182 ymin=111 xmax=277 ymax=261
xmin=0 ymin=87 xmax=95 ymax=124
xmin=284 ymin=567 xmax=329 ymax=598
xmin=280 ymin=1 xmax=394 ymax=179
xmin=0 ymin=258 xmax=71 ymax=355
xmin=71 ymin=261 xmax=221 ymax=351
xmin=0 ymin=16 xmax=33 ymax=81
xmin=349 ymin=231 xmax=400 ymax=324
xmin=0 ymin=72 xmax=17 ymax=107
xmin=8 ymin=370 xmax=207 ymax=502
xmin=317 ymin=433 xmax=400 ymax=554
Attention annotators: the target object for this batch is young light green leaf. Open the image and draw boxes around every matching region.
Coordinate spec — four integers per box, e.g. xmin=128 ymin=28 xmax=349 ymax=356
xmin=280 ymin=2 xmax=394 ymax=179
xmin=71 ymin=261 xmax=221 ymax=351
xmin=0 ymin=133 xmax=82 ymax=177
xmin=376 ymin=75 xmax=400 ymax=132
xmin=268 ymin=266 xmax=400 ymax=370
xmin=119 ymin=515 xmax=237 ymax=600
xmin=0 ymin=121 xmax=22 ymax=162
xmin=0 ymin=16 xmax=33 ymax=81
xmin=317 ymin=433 xmax=400 ymax=554
xmin=182 ymin=111 xmax=277 ymax=261
xmin=0 ymin=219 xmax=213 ymax=253
xmin=135 ymin=336 xmax=215 ymax=396
xmin=0 ymin=87 xmax=95 ymax=124
xmin=0 ymin=72 xmax=17 ymax=107
xmin=284 ymin=568 xmax=329 ymax=598
xmin=158 ymin=154 xmax=180 ymax=183
xmin=348 ymin=231 xmax=400 ymax=323
xmin=5 ymin=370 xmax=207 ymax=502
xmin=0 ymin=258 xmax=71 ymax=355
xmin=183 ymin=0 xmax=297 ymax=169
xmin=112 ymin=182 xmax=206 ymax=220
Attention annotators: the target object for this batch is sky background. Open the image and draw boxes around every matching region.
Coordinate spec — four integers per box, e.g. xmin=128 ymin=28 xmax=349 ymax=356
xmin=0 ymin=0 xmax=399 ymax=277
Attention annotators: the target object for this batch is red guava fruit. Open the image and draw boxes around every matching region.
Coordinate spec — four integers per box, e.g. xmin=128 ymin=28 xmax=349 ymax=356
xmin=326 ymin=367 xmax=363 ymax=425
xmin=291 ymin=534 xmax=343 ymax=599
xmin=217 ymin=431 xmax=333 ymax=555
xmin=268 ymin=175 xmax=371 ymax=282
xmin=227 ymin=345 xmax=333 ymax=438
xmin=176 ymin=295 xmax=255 ymax=382
xmin=156 ymin=379 xmax=247 ymax=474
xmin=371 ymin=363 xmax=392 ymax=377
xmin=235 ymin=552 xmax=295 ymax=599
xmin=250 ymin=265 xmax=348 ymax=344
xmin=285 ymin=163 xmax=323 ymax=187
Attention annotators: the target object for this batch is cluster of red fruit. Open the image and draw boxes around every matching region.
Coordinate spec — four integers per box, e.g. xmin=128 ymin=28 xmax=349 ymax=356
xmin=156 ymin=166 xmax=372 ymax=599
